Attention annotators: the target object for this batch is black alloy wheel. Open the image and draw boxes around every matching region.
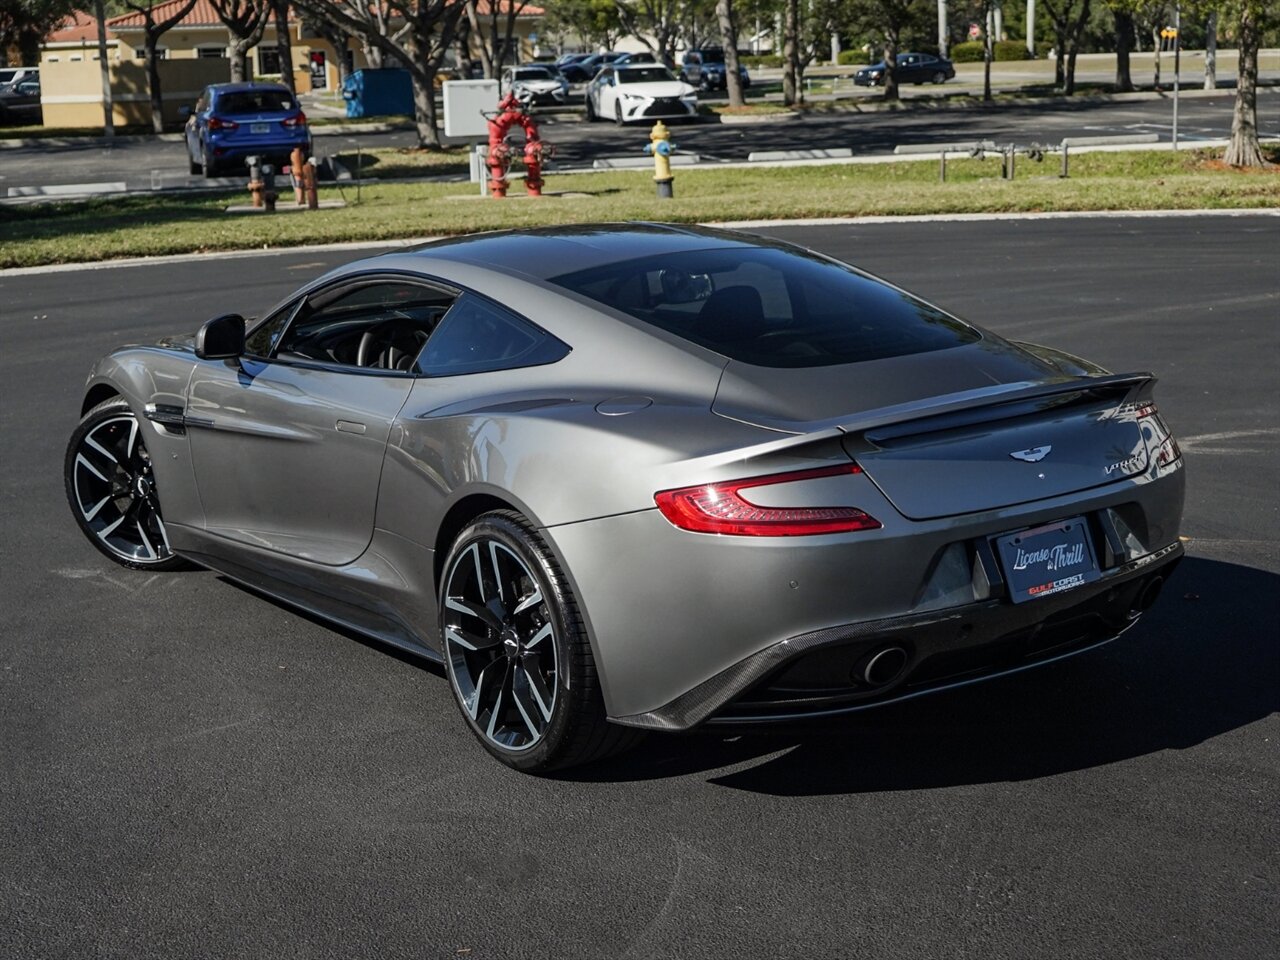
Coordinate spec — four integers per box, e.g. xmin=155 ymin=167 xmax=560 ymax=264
xmin=64 ymin=398 xmax=187 ymax=571
xmin=439 ymin=511 xmax=640 ymax=772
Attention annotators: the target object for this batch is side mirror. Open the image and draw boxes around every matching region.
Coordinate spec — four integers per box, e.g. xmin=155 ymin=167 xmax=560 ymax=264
xmin=195 ymin=314 xmax=245 ymax=360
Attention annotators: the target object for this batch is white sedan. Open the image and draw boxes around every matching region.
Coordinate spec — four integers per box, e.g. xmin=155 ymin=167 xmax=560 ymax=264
xmin=585 ymin=64 xmax=698 ymax=125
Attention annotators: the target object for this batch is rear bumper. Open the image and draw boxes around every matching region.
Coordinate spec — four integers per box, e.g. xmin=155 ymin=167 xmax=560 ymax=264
xmin=547 ymin=460 xmax=1185 ymax=724
xmin=208 ymin=135 xmax=311 ymax=163
xmin=615 ymin=541 xmax=1182 ymax=730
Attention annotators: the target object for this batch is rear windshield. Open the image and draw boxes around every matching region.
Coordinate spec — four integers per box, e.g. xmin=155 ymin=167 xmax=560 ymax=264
xmin=549 ymin=246 xmax=980 ymax=368
xmin=618 ymin=67 xmax=675 ymax=84
xmin=215 ymin=89 xmax=295 ymax=114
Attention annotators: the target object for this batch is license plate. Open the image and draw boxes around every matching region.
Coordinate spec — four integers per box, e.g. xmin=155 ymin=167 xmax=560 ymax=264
xmin=995 ymin=516 xmax=1101 ymax=604
xmin=251 ymin=123 xmax=270 ymax=134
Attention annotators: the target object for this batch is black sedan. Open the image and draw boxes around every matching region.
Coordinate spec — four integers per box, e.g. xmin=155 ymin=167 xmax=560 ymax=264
xmin=855 ymin=53 xmax=955 ymax=87
xmin=0 ymin=77 xmax=41 ymax=125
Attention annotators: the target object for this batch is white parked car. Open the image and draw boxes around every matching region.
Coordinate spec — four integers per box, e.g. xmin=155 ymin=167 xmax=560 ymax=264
xmin=585 ymin=64 xmax=698 ymax=125
xmin=499 ymin=65 xmax=570 ymax=107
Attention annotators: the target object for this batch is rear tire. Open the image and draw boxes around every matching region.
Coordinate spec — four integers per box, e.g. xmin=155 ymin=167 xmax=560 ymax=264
xmin=932 ymin=71 xmax=947 ymax=85
xmin=439 ymin=511 xmax=642 ymax=773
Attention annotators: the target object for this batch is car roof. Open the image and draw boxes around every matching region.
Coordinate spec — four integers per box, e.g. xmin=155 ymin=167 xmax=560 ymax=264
xmin=394 ymin=223 xmax=764 ymax=281
xmin=209 ymin=82 xmax=292 ymax=94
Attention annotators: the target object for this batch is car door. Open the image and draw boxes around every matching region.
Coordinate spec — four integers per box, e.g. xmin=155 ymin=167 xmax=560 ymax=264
xmin=185 ymin=275 xmax=457 ymax=566
xmin=594 ymin=67 xmax=615 ymax=114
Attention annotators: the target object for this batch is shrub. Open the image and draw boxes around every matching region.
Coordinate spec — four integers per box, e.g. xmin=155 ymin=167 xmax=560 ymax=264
xmin=836 ymin=50 xmax=863 ymax=66
xmin=1036 ymin=41 xmax=1054 ymax=58
xmin=950 ymin=41 xmax=984 ymax=63
xmin=741 ymin=55 xmax=783 ymax=69
xmin=994 ymin=40 xmax=1031 ymax=61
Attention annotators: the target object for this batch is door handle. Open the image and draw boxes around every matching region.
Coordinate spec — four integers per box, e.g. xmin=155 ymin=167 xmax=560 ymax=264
xmin=335 ymin=420 xmax=367 ymax=435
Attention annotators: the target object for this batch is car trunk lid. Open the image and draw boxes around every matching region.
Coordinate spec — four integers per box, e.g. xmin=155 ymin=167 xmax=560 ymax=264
xmin=711 ymin=343 xmax=1156 ymax=520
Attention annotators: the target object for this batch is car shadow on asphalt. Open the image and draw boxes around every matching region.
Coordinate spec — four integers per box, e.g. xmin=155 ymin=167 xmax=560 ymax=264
xmin=561 ymin=557 xmax=1279 ymax=794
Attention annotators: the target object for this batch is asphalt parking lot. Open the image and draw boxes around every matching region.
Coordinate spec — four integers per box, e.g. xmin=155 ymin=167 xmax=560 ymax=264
xmin=1 ymin=214 xmax=1277 ymax=958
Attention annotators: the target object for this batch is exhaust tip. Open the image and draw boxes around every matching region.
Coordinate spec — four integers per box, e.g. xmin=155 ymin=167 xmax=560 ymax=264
xmin=1130 ymin=576 xmax=1165 ymax=618
xmin=858 ymin=645 xmax=910 ymax=688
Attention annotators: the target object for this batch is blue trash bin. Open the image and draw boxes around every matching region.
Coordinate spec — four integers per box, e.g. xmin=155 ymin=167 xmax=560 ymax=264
xmin=342 ymin=68 xmax=414 ymax=119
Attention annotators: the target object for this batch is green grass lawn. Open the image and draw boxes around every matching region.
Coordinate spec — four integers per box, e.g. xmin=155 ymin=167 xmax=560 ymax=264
xmin=1 ymin=148 xmax=1276 ymax=269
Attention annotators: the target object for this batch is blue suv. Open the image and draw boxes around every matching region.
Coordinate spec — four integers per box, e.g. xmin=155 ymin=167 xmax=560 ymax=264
xmin=184 ymin=82 xmax=311 ymax=178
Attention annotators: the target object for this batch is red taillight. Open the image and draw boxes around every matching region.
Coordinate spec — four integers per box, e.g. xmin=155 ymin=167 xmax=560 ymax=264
xmin=207 ymin=116 xmax=239 ymax=131
xmin=282 ymin=112 xmax=307 ymax=128
xmin=654 ymin=464 xmax=881 ymax=537
xmin=1135 ymin=402 xmax=1158 ymax=419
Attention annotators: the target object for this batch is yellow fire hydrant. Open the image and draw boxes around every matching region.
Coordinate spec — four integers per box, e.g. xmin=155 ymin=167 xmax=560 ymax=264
xmin=643 ymin=120 xmax=675 ymax=199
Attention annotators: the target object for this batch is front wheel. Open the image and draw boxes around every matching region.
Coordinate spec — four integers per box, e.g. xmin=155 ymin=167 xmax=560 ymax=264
xmin=585 ymin=95 xmax=597 ymax=122
xmin=614 ymin=102 xmax=625 ymax=127
xmin=64 ymin=398 xmax=187 ymax=571
xmin=439 ymin=511 xmax=640 ymax=773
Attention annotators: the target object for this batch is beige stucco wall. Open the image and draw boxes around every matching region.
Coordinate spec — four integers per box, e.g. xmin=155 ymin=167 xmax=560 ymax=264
xmin=40 ymin=56 xmax=230 ymax=127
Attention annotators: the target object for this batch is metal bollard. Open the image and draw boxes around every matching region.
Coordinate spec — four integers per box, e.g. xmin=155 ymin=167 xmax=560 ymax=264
xmin=290 ymin=147 xmax=305 ymax=205
xmin=261 ymin=162 xmax=277 ymax=212
xmin=644 ymin=120 xmax=675 ymax=199
xmin=1061 ymin=143 xmax=1069 ymax=179
xmin=303 ymin=158 xmax=319 ymax=210
xmin=245 ymin=155 xmax=264 ymax=208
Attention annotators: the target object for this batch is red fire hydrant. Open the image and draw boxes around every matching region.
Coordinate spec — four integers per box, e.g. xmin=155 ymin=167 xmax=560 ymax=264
xmin=486 ymin=92 xmax=551 ymax=198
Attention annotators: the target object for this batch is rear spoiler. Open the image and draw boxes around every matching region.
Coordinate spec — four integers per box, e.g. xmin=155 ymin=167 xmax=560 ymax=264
xmin=691 ymin=373 xmax=1154 ymax=472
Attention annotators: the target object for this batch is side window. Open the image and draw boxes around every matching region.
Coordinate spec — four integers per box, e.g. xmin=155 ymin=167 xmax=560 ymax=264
xmin=274 ymin=279 xmax=458 ymax=370
xmin=418 ymin=294 xmax=568 ymax=377
xmin=243 ymin=300 xmax=298 ymax=358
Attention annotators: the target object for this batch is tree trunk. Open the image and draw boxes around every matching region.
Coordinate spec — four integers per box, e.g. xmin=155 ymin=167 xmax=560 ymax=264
xmin=93 ymin=0 xmax=114 ymax=137
xmin=883 ymin=31 xmax=900 ymax=102
xmin=1114 ymin=11 xmax=1134 ymax=92
xmin=1225 ymin=6 xmax=1265 ymax=167
xmin=411 ymin=69 xmax=442 ymax=148
xmin=1054 ymin=30 xmax=1065 ymax=87
xmin=230 ymin=45 xmax=249 ymax=83
xmin=1204 ymin=11 xmax=1217 ymax=91
xmin=782 ymin=0 xmax=800 ymax=106
xmin=1152 ymin=26 xmax=1162 ymax=89
xmin=716 ymin=0 xmax=744 ymax=108
xmin=273 ymin=0 xmax=294 ymax=95
xmin=146 ymin=33 xmax=164 ymax=134
xmin=464 ymin=0 xmax=493 ymax=79
xmin=1064 ymin=41 xmax=1078 ymax=95
xmin=983 ymin=4 xmax=993 ymax=102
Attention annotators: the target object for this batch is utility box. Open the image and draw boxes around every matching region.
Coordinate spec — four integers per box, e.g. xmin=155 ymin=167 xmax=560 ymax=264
xmin=443 ymin=79 xmax=500 ymax=138
xmin=342 ymin=68 xmax=413 ymax=119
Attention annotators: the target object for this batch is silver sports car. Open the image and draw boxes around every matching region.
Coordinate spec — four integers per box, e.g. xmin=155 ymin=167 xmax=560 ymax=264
xmin=65 ymin=224 xmax=1186 ymax=772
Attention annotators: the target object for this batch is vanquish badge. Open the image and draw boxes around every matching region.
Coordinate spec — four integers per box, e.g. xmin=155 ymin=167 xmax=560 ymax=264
xmin=1010 ymin=446 xmax=1052 ymax=463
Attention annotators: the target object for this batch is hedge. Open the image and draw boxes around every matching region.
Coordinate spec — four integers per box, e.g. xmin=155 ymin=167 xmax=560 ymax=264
xmin=836 ymin=50 xmax=863 ymax=66
xmin=741 ymin=55 xmax=783 ymax=69
xmin=949 ymin=40 xmax=1034 ymax=62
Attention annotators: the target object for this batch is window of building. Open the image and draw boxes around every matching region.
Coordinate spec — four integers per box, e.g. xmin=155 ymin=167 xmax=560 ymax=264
xmin=258 ymin=46 xmax=281 ymax=75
